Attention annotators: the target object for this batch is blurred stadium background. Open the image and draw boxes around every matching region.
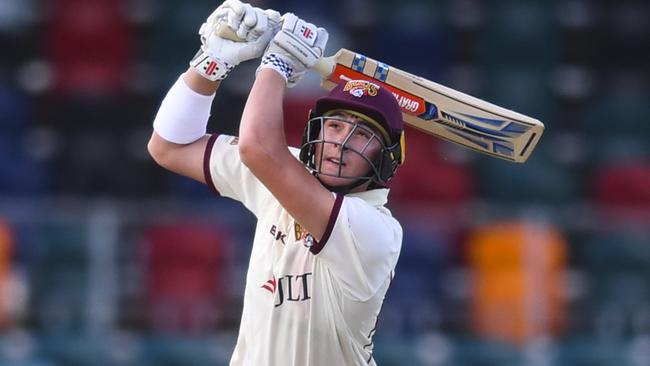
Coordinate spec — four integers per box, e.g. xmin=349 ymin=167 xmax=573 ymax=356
xmin=0 ymin=0 xmax=649 ymax=365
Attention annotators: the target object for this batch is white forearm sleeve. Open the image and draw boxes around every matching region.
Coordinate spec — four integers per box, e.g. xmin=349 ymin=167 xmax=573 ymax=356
xmin=153 ymin=75 xmax=214 ymax=144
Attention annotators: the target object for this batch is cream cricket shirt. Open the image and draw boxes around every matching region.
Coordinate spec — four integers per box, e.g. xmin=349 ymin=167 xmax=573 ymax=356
xmin=203 ymin=135 xmax=403 ymax=366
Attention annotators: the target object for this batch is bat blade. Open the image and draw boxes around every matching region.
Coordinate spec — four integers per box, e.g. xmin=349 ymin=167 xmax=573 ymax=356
xmin=313 ymin=49 xmax=544 ymax=163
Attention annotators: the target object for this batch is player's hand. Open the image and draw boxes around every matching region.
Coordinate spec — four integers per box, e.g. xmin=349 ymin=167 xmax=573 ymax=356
xmin=190 ymin=0 xmax=281 ymax=81
xmin=259 ymin=13 xmax=329 ymax=87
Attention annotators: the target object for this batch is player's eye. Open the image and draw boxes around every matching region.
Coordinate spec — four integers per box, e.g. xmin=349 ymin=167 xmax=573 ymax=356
xmin=355 ymin=128 xmax=371 ymax=139
xmin=325 ymin=120 xmax=341 ymax=129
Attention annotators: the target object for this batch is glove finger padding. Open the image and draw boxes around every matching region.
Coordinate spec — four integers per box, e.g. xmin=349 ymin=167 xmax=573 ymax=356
xmin=265 ymin=9 xmax=282 ymax=27
xmin=191 ymin=0 xmax=281 ymax=81
xmin=242 ymin=4 xmax=258 ymax=28
xmin=259 ymin=13 xmax=328 ymax=87
xmin=223 ymin=0 xmax=245 ymax=14
xmin=208 ymin=0 xmax=243 ymax=32
xmin=240 ymin=7 xmax=267 ymax=40
xmin=208 ymin=0 xmax=262 ymax=42
xmin=274 ymin=13 xmax=327 ymax=68
xmin=251 ymin=9 xmax=279 ymax=38
xmin=234 ymin=3 xmax=256 ymax=39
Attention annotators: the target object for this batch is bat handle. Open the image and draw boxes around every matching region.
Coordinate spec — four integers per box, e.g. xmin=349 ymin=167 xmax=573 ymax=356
xmin=215 ymin=23 xmax=241 ymax=41
xmin=313 ymin=55 xmax=335 ymax=79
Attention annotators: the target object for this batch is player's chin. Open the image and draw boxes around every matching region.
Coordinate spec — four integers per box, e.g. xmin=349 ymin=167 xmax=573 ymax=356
xmin=317 ymin=173 xmax=357 ymax=187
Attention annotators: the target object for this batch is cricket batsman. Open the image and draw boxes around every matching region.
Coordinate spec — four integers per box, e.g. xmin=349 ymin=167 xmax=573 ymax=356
xmin=147 ymin=1 xmax=406 ymax=364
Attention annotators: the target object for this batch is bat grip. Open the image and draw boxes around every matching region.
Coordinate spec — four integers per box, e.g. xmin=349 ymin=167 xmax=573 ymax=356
xmin=215 ymin=23 xmax=242 ymax=41
xmin=312 ymin=56 xmax=334 ymax=78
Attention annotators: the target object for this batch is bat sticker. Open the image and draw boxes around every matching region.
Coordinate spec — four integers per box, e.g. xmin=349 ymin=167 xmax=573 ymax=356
xmin=373 ymin=62 xmax=389 ymax=82
xmin=329 ymin=65 xmax=428 ymax=116
xmin=351 ymin=54 xmax=366 ymax=72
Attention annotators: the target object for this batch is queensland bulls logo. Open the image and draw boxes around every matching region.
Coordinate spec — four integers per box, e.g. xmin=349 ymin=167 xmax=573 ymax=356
xmin=294 ymin=222 xmax=315 ymax=248
xmin=343 ymin=80 xmax=379 ymax=98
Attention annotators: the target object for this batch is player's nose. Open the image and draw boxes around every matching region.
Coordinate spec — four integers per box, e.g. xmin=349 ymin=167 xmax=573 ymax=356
xmin=333 ymin=131 xmax=353 ymax=150
xmin=332 ymin=141 xmax=347 ymax=151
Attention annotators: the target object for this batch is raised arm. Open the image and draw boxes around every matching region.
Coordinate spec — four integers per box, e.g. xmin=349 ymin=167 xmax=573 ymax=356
xmin=147 ymin=69 xmax=219 ymax=182
xmin=238 ymin=14 xmax=335 ymax=240
xmin=148 ymin=0 xmax=280 ymax=182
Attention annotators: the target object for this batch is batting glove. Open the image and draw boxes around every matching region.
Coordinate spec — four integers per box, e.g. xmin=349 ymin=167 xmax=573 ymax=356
xmin=259 ymin=13 xmax=329 ymax=87
xmin=190 ymin=0 xmax=281 ymax=81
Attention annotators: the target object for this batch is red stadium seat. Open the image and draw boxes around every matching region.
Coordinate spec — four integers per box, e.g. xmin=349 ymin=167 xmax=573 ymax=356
xmin=141 ymin=221 xmax=232 ymax=334
xmin=46 ymin=0 xmax=132 ymax=95
xmin=593 ymin=161 xmax=650 ymax=219
xmin=0 ymin=219 xmax=13 ymax=329
xmin=389 ymin=131 xmax=475 ymax=207
xmin=283 ymin=97 xmax=314 ymax=148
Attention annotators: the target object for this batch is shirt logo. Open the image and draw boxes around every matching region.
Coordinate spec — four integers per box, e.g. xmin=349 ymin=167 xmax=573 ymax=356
xmin=269 ymin=225 xmax=287 ymax=245
xmin=261 ymin=276 xmax=276 ymax=294
xmin=294 ymin=222 xmax=315 ymax=248
xmin=261 ymin=273 xmax=312 ymax=307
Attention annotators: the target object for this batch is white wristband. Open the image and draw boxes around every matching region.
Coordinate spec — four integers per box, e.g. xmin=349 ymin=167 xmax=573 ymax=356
xmin=153 ymin=75 xmax=214 ymax=144
xmin=257 ymin=53 xmax=293 ymax=82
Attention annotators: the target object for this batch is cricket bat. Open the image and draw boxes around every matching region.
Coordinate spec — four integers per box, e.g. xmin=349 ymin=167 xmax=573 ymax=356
xmin=312 ymin=49 xmax=544 ymax=163
xmin=217 ymin=27 xmax=544 ymax=163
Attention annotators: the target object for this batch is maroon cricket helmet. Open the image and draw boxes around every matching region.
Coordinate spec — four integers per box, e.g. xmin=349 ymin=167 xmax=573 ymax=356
xmin=300 ymin=79 xmax=406 ymax=185
xmin=313 ymin=80 xmax=404 ymax=145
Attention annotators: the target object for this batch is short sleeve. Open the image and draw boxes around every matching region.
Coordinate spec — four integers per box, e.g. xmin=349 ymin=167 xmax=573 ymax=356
xmin=311 ymin=194 xmax=403 ymax=301
xmin=203 ymin=134 xmax=275 ymax=217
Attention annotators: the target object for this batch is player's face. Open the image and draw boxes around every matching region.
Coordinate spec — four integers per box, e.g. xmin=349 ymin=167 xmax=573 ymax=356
xmin=313 ymin=112 xmax=383 ymax=189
